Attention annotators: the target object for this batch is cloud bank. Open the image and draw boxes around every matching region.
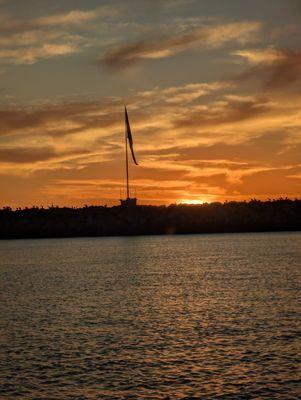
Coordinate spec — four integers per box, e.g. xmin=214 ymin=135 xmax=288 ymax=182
xmin=101 ymin=21 xmax=261 ymax=69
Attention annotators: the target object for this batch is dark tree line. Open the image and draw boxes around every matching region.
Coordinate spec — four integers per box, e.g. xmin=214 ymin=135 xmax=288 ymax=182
xmin=0 ymin=199 xmax=300 ymax=239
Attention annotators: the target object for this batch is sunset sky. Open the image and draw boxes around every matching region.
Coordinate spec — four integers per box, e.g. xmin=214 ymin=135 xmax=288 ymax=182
xmin=1 ymin=0 xmax=301 ymax=206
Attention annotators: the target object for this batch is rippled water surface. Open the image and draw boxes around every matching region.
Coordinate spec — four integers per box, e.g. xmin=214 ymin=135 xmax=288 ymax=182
xmin=0 ymin=232 xmax=300 ymax=399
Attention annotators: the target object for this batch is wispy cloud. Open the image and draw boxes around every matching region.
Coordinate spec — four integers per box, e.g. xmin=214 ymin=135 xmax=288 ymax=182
xmin=0 ymin=6 xmax=116 ymax=33
xmin=174 ymin=96 xmax=273 ymax=129
xmin=0 ymin=43 xmax=81 ymax=64
xmin=233 ymin=48 xmax=286 ymax=65
xmin=233 ymin=48 xmax=301 ymax=89
xmin=1 ymin=1 xmax=300 ymax=206
xmin=101 ymin=21 xmax=261 ymax=69
xmin=136 ymin=81 xmax=231 ymax=105
xmin=35 ymin=8 xmax=113 ymax=28
xmin=1 ymin=80 xmax=300 ymax=205
xmin=0 ymin=6 xmax=117 ymax=64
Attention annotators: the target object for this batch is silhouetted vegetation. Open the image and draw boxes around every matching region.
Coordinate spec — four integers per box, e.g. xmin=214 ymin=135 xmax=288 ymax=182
xmin=0 ymin=199 xmax=300 ymax=239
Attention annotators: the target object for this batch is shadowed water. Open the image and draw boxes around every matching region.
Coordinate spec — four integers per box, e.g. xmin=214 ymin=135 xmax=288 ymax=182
xmin=0 ymin=232 xmax=300 ymax=399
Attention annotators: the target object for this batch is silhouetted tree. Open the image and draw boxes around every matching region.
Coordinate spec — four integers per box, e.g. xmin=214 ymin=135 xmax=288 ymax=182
xmin=0 ymin=199 xmax=300 ymax=239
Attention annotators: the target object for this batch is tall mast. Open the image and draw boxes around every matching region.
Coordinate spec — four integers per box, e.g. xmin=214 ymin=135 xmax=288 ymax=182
xmin=125 ymin=110 xmax=130 ymax=198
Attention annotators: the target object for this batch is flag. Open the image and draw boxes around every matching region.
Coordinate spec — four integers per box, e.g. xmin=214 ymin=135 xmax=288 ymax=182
xmin=125 ymin=106 xmax=138 ymax=165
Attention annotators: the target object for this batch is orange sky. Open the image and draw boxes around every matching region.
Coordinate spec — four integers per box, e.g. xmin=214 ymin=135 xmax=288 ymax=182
xmin=0 ymin=0 xmax=301 ymax=207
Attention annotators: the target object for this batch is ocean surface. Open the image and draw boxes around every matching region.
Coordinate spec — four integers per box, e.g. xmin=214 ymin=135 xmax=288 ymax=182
xmin=0 ymin=232 xmax=300 ymax=399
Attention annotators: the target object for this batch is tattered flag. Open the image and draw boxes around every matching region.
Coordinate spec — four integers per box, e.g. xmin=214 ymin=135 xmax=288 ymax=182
xmin=125 ymin=106 xmax=138 ymax=165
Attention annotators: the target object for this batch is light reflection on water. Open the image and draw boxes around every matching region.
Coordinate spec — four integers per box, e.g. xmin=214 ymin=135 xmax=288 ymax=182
xmin=0 ymin=232 xmax=300 ymax=399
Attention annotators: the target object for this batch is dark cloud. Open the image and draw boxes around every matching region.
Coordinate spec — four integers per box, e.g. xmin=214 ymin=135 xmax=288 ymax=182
xmin=238 ymin=50 xmax=301 ymax=89
xmin=177 ymin=132 xmax=301 ymax=166
xmin=174 ymin=97 xmax=271 ymax=129
xmin=141 ymin=131 xmax=301 ymax=169
xmin=101 ymin=21 xmax=260 ymax=69
xmin=0 ymin=103 xmax=95 ymax=134
xmin=0 ymin=146 xmax=55 ymax=163
xmin=101 ymin=32 xmax=204 ymax=69
xmin=0 ymin=146 xmax=86 ymax=163
xmin=0 ymin=100 xmax=122 ymax=137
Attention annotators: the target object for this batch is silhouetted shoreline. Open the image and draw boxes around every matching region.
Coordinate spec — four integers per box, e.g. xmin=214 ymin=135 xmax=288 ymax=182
xmin=0 ymin=199 xmax=300 ymax=240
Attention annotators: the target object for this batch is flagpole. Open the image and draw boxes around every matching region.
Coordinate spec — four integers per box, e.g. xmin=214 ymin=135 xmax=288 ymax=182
xmin=125 ymin=111 xmax=130 ymax=199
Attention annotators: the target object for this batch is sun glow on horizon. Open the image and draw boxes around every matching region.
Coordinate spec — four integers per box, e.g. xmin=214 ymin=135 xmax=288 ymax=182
xmin=0 ymin=1 xmax=300 ymax=207
xmin=179 ymin=198 xmax=206 ymax=205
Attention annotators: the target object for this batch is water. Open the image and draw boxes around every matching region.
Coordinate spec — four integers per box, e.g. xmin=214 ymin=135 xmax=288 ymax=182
xmin=0 ymin=232 xmax=300 ymax=399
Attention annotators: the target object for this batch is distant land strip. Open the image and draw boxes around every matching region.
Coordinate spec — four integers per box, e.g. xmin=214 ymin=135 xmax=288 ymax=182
xmin=0 ymin=199 xmax=300 ymax=239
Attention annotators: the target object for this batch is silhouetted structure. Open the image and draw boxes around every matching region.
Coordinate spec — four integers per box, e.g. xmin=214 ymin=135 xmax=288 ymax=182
xmin=0 ymin=199 xmax=300 ymax=239
xmin=120 ymin=106 xmax=138 ymax=207
xmin=120 ymin=197 xmax=137 ymax=207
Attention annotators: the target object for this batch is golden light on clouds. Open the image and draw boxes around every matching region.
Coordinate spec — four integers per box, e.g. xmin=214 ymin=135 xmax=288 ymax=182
xmin=0 ymin=0 xmax=300 ymax=207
